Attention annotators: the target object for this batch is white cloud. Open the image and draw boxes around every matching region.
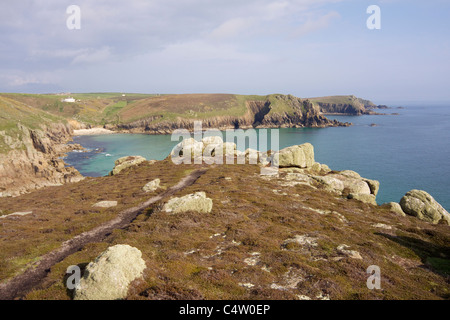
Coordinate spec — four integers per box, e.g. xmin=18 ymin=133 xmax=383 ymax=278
xmin=71 ymin=47 xmax=112 ymax=64
xmin=291 ymin=11 xmax=340 ymax=37
xmin=150 ymin=40 xmax=269 ymax=64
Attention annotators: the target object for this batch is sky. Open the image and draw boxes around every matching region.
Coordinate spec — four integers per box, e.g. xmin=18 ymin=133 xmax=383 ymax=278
xmin=1 ymin=0 xmax=449 ymax=104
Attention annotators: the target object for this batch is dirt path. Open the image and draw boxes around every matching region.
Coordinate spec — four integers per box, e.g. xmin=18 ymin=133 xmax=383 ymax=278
xmin=0 ymin=168 xmax=207 ymax=300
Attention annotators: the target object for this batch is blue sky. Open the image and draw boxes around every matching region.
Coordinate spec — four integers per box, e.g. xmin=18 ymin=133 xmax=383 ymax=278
xmin=1 ymin=0 xmax=449 ymax=104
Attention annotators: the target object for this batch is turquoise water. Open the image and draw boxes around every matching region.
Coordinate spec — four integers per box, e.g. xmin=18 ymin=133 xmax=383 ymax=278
xmin=65 ymin=106 xmax=450 ymax=210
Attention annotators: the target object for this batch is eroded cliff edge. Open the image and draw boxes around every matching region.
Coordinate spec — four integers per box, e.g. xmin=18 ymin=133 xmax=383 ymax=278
xmin=0 ymin=96 xmax=83 ymax=197
xmin=0 ymin=123 xmax=84 ymax=197
xmin=109 ymin=95 xmax=351 ymax=134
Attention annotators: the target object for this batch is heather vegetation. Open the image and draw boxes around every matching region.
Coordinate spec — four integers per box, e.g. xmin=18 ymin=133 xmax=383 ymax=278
xmin=0 ymin=156 xmax=448 ymax=300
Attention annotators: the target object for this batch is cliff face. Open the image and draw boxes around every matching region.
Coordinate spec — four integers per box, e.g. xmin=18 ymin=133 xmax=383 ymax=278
xmin=111 ymin=95 xmax=349 ymax=134
xmin=316 ymin=102 xmax=367 ymax=115
xmin=311 ymin=95 xmax=385 ymax=115
xmin=0 ymin=123 xmax=83 ymax=197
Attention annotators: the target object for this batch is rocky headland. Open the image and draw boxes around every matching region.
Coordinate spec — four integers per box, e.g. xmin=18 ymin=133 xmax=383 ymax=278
xmin=0 ymin=96 xmax=84 ymax=197
xmin=107 ymin=94 xmax=351 ymax=135
xmin=310 ymin=95 xmax=388 ymax=115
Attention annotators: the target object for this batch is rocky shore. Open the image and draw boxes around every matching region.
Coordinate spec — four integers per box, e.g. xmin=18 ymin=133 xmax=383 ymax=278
xmin=0 ymin=123 xmax=84 ymax=197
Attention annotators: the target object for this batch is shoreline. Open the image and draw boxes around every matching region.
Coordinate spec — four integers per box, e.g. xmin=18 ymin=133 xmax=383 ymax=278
xmin=73 ymin=128 xmax=115 ymax=136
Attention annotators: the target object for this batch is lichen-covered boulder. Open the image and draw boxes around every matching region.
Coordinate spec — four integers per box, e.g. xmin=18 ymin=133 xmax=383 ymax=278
xmin=171 ymin=138 xmax=204 ymax=158
xmin=382 ymin=202 xmax=406 ymax=217
xmin=163 ymin=192 xmax=213 ymax=214
xmin=143 ymin=179 xmax=161 ymax=193
xmin=110 ymin=156 xmax=146 ymax=176
xmin=202 ymin=141 xmax=237 ymax=159
xmin=73 ymin=244 xmax=146 ymax=300
xmin=348 ymin=193 xmax=377 ymax=205
xmin=339 ymin=170 xmax=361 ymax=179
xmin=272 ymin=143 xmax=315 ymax=168
xmin=363 ymin=179 xmax=380 ymax=196
xmin=201 ymin=136 xmax=223 ymax=147
xmin=400 ymin=190 xmax=450 ymax=224
xmin=328 ymin=174 xmax=371 ymax=195
xmin=312 ymin=175 xmax=345 ymax=194
xmin=338 ymin=170 xmax=379 ymax=196
xmin=223 ymin=142 xmax=237 ymax=156
xmin=320 ymin=164 xmax=331 ymax=174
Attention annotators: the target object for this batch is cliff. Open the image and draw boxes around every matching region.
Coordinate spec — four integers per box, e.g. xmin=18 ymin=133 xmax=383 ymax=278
xmin=109 ymin=94 xmax=350 ymax=134
xmin=310 ymin=95 xmax=386 ymax=115
xmin=0 ymin=97 xmax=83 ymax=197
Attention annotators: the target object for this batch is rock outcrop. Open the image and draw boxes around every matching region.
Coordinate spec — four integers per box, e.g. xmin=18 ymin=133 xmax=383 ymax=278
xmin=0 ymin=123 xmax=83 ymax=197
xmin=400 ymin=190 xmax=450 ymax=224
xmin=381 ymin=202 xmax=406 ymax=217
xmin=74 ymin=244 xmax=146 ymax=300
xmin=312 ymin=95 xmax=385 ymax=116
xmin=273 ymin=143 xmax=315 ymax=168
xmin=171 ymin=138 xmax=240 ymax=164
xmin=275 ymin=143 xmax=379 ymax=205
xmin=163 ymin=192 xmax=213 ymax=214
xmin=143 ymin=179 xmax=161 ymax=192
xmin=112 ymin=95 xmax=349 ymax=134
xmin=109 ymin=156 xmax=147 ymax=175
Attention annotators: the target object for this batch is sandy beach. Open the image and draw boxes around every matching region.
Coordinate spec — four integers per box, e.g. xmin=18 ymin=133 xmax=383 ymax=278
xmin=73 ymin=128 xmax=115 ymax=136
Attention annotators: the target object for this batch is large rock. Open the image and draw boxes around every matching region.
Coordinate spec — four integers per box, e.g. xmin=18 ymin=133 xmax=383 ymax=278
xmin=171 ymin=138 xmax=204 ymax=158
xmin=312 ymin=175 xmax=345 ymax=194
xmin=381 ymin=202 xmax=406 ymax=217
xmin=400 ymin=190 xmax=450 ymax=224
xmin=201 ymin=136 xmax=223 ymax=147
xmin=272 ymin=143 xmax=315 ymax=168
xmin=364 ymin=179 xmax=380 ymax=196
xmin=163 ymin=192 xmax=213 ymax=214
xmin=202 ymin=140 xmax=238 ymax=161
xmin=329 ymin=174 xmax=371 ymax=195
xmin=339 ymin=170 xmax=361 ymax=179
xmin=110 ymin=156 xmax=146 ymax=175
xmin=143 ymin=179 xmax=161 ymax=193
xmin=73 ymin=244 xmax=146 ymax=300
xmin=348 ymin=193 xmax=377 ymax=205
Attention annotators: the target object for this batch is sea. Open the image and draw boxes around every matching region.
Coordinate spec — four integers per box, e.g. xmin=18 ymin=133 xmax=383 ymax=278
xmin=65 ymin=105 xmax=450 ymax=211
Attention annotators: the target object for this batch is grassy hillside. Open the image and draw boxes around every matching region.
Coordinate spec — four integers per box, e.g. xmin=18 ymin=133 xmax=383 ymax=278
xmin=0 ymin=96 xmax=63 ymax=154
xmin=115 ymin=93 xmax=311 ymax=126
xmin=0 ymin=93 xmax=158 ymax=126
xmin=0 ymin=93 xmax=375 ymax=133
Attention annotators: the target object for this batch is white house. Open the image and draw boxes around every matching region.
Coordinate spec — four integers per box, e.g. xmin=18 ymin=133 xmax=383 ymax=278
xmin=62 ymin=97 xmax=76 ymax=103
